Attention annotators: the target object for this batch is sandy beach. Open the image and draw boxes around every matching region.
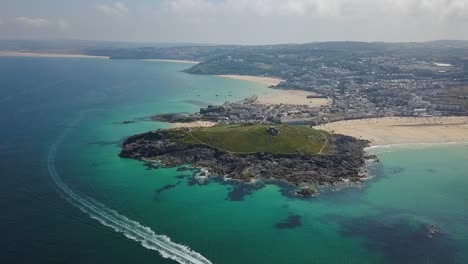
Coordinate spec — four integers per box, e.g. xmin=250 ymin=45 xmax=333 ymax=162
xmin=218 ymin=75 xmax=284 ymax=86
xmin=143 ymin=59 xmax=200 ymax=64
xmin=0 ymin=51 xmax=109 ymax=59
xmin=256 ymin=90 xmax=329 ymax=106
xmin=171 ymin=121 xmax=216 ymax=128
xmin=315 ymin=116 xmax=468 ymax=146
xmin=217 ymin=75 xmax=329 ymax=106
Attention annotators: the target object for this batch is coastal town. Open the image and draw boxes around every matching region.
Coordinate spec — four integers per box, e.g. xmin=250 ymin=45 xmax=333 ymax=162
xmin=158 ymin=74 xmax=467 ymax=127
xmin=140 ymin=42 xmax=468 ymax=127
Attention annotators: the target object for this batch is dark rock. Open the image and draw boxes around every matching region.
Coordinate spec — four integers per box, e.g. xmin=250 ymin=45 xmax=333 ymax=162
xmin=296 ymin=187 xmax=317 ymax=197
xmin=274 ymin=215 xmax=302 ymax=229
xmin=119 ymin=131 xmax=369 ymax=197
xmin=427 ymin=224 xmax=441 ymax=238
xmin=120 ymin=120 xmax=135 ymax=124
xmin=155 ymin=181 xmax=181 ymax=195
xmin=266 ymin=126 xmax=280 ymax=136
xmin=150 ymin=113 xmax=198 ymax=123
xmin=226 ymin=183 xmax=264 ymax=201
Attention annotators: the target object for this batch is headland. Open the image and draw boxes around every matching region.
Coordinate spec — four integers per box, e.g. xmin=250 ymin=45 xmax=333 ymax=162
xmin=120 ymin=123 xmax=372 ymax=197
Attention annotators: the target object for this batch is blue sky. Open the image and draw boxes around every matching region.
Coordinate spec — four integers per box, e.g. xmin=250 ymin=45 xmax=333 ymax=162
xmin=1 ymin=0 xmax=467 ymax=44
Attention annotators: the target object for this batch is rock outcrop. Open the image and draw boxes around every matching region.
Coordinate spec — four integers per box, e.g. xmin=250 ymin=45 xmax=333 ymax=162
xmin=120 ymin=130 xmax=370 ymax=194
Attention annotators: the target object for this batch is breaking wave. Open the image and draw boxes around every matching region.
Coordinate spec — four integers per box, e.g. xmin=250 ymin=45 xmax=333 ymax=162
xmin=47 ymin=115 xmax=212 ymax=264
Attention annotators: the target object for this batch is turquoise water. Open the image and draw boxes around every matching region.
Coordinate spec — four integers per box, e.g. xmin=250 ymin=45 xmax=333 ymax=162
xmin=1 ymin=57 xmax=467 ymax=264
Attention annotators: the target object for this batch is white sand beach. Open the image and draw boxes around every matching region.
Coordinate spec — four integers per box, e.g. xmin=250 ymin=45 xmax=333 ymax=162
xmin=218 ymin=75 xmax=284 ymax=86
xmin=315 ymin=116 xmax=468 ymax=146
xmin=217 ymin=75 xmax=328 ymax=106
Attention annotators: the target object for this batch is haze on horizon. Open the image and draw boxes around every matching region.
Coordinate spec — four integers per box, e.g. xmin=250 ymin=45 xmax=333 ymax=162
xmin=0 ymin=0 xmax=467 ymax=45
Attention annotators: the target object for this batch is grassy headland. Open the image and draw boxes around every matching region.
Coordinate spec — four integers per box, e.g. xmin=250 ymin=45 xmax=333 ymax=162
xmin=120 ymin=123 xmax=369 ymax=195
xmin=168 ymin=124 xmax=330 ymax=155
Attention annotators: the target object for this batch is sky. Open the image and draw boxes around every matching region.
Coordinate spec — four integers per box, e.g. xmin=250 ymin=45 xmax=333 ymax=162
xmin=0 ymin=0 xmax=467 ymax=45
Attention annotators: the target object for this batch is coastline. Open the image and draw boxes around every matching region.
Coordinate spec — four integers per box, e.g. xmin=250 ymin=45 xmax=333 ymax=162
xmin=0 ymin=53 xmax=324 ymax=106
xmin=143 ymin=59 xmax=200 ymax=64
xmin=315 ymin=116 xmax=468 ymax=146
xmin=365 ymin=141 xmax=468 ymax=153
xmin=217 ymin=74 xmax=284 ymax=86
xmin=217 ymin=75 xmax=329 ymax=106
xmin=0 ymin=51 xmax=109 ymax=59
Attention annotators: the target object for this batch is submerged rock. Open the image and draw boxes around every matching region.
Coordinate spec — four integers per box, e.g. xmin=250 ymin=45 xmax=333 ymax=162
xmin=295 ymin=187 xmax=317 ymax=197
xmin=427 ymin=224 xmax=441 ymax=239
xmin=150 ymin=113 xmax=199 ymax=123
xmin=274 ymin=215 xmax=302 ymax=229
xmin=120 ymin=120 xmax=135 ymax=124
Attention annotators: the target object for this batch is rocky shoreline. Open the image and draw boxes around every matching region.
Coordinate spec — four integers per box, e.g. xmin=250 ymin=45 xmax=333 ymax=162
xmin=119 ymin=129 xmax=373 ymax=197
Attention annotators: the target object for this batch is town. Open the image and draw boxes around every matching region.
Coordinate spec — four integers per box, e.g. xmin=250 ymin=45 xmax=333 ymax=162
xmin=101 ymin=41 xmax=468 ymax=125
xmin=176 ymin=58 xmax=468 ymax=126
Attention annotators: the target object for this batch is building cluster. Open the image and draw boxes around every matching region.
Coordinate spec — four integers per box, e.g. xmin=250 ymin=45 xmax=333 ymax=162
xmin=275 ymin=56 xmax=467 ymax=122
xmin=190 ymin=56 xmax=467 ymax=125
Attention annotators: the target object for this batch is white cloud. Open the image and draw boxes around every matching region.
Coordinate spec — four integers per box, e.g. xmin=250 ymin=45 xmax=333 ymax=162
xmin=148 ymin=0 xmax=467 ymax=44
xmin=96 ymin=2 xmax=129 ymax=16
xmin=16 ymin=16 xmax=50 ymax=28
xmin=15 ymin=17 xmax=70 ymax=30
xmin=162 ymin=0 xmax=468 ymax=20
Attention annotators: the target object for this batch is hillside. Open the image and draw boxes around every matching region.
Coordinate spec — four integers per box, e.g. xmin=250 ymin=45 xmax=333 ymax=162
xmin=120 ymin=124 xmax=369 ymax=193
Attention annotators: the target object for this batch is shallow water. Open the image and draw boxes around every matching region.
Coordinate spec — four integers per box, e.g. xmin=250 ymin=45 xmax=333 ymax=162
xmin=1 ymin=57 xmax=467 ymax=264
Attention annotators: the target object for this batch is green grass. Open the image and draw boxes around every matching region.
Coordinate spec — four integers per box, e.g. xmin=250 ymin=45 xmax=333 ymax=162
xmin=170 ymin=123 xmax=329 ymax=154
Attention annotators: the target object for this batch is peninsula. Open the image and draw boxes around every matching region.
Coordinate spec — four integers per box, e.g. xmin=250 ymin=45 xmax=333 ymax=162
xmin=120 ymin=123 xmax=371 ymax=196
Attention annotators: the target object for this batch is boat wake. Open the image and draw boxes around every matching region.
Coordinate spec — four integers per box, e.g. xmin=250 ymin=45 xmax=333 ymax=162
xmin=47 ymin=116 xmax=212 ymax=264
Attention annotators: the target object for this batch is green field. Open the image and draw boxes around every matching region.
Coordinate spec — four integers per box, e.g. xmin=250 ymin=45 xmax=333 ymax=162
xmin=439 ymin=86 xmax=468 ymax=110
xmin=169 ymin=124 xmax=329 ymax=154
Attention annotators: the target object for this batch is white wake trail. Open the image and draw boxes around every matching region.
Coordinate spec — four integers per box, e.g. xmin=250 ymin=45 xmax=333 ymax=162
xmin=47 ymin=117 xmax=212 ymax=264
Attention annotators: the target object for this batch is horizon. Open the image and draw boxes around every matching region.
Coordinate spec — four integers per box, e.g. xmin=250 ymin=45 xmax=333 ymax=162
xmin=1 ymin=38 xmax=468 ymax=48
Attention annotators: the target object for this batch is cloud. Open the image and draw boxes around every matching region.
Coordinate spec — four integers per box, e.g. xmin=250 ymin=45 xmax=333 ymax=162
xmin=161 ymin=0 xmax=468 ymax=20
xmin=16 ymin=16 xmax=50 ymax=28
xmin=148 ymin=0 xmax=468 ymax=44
xmin=15 ymin=17 xmax=70 ymax=30
xmin=57 ymin=19 xmax=70 ymax=30
xmin=96 ymin=2 xmax=129 ymax=16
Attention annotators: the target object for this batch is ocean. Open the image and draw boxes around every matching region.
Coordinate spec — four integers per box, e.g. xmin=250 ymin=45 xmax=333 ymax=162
xmin=1 ymin=56 xmax=467 ymax=264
